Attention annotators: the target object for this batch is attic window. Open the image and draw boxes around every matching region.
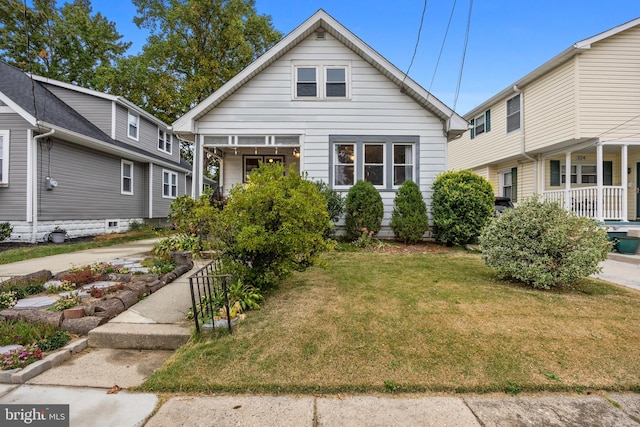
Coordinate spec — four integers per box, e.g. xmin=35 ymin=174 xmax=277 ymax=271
xmin=316 ymin=30 xmax=326 ymax=40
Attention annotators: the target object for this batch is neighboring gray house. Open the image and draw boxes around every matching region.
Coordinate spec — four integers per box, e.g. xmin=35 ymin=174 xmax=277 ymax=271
xmin=0 ymin=61 xmax=191 ymax=243
xmin=174 ymin=9 xmax=467 ymax=237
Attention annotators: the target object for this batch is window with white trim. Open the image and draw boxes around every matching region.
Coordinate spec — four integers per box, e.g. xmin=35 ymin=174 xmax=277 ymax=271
xmin=294 ymin=63 xmax=349 ymax=99
xmin=158 ymin=128 xmax=172 ymax=153
xmin=506 ymin=94 xmax=521 ymax=132
xmin=474 ymin=113 xmax=486 ymax=136
xmin=333 ymin=144 xmax=355 ymax=187
xmin=162 ymin=170 xmax=177 ymax=198
xmin=364 ymin=143 xmax=385 ymax=187
xmin=0 ymin=130 xmax=9 ymax=185
xmin=393 ymin=144 xmax=413 ymax=186
xmin=121 ymin=160 xmax=133 ymax=195
xmin=128 ymin=110 xmax=139 ymax=140
xmin=501 ymin=170 xmax=513 ymax=200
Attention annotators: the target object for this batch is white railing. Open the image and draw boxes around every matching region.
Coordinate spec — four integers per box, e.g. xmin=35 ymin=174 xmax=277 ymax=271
xmin=542 ymin=186 xmax=624 ymax=220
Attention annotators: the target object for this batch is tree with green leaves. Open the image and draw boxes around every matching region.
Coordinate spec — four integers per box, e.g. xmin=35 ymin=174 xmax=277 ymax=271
xmin=0 ymin=0 xmax=130 ymax=88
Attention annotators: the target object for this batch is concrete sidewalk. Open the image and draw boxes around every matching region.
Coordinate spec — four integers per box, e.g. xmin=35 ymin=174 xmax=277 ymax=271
xmin=1 ymin=241 xmax=640 ymax=426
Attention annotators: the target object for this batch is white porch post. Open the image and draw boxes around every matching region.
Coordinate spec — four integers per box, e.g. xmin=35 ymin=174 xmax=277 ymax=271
xmin=541 ymin=156 xmax=546 ymax=196
xmin=564 ymin=152 xmax=572 ymax=211
xmin=621 ymin=144 xmax=628 ymax=221
xmin=596 ymin=142 xmax=603 ymax=221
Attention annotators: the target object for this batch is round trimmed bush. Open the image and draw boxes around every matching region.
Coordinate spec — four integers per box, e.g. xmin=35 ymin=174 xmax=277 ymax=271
xmin=479 ymin=196 xmax=611 ymax=289
xmin=431 ymin=170 xmax=494 ymax=246
xmin=344 ymin=180 xmax=384 ymax=240
xmin=390 ymin=180 xmax=429 ymax=244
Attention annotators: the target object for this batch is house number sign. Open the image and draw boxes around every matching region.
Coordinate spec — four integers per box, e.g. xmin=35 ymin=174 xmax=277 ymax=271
xmin=575 ymin=155 xmax=586 ymax=161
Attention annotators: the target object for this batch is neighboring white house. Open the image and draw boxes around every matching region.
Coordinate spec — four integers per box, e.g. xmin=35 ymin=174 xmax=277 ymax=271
xmin=449 ymin=17 xmax=640 ymax=224
xmin=173 ymin=9 xmax=467 ymax=237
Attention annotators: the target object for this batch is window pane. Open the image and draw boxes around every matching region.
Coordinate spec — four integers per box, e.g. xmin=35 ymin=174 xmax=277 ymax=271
xmin=394 ymin=165 xmax=412 ymax=186
xmin=326 ymin=83 xmax=346 ymax=97
xmin=297 ymin=83 xmax=317 ymax=97
xmin=0 ymin=159 xmax=3 ymax=182
xmin=123 ymin=163 xmax=131 ymax=177
xmin=393 ymin=144 xmax=412 ymax=164
xmin=123 ymin=178 xmax=131 ymax=193
xmin=335 ymin=144 xmax=354 ymax=165
xmin=507 ymin=114 xmax=520 ymax=132
xmin=335 ymin=165 xmax=354 ymax=186
xmin=507 ymin=95 xmax=520 ymax=115
xmin=582 ymin=165 xmax=596 ymax=174
xmin=129 ymin=124 xmax=137 ymax=138
xmin=297 ymin=68 xmax=316 ymax=82
xmin=364 ymin=145 xmax=383 ymax=164
xmin=365 ymin=165 xmax=384 ymax=186
xmin=503 ymin=172 xmax=512 ymax=187
xmin=503 ymin=186 xmax=512 ymax=199
xmin=327 ymin=68 xmax=345 ymax=82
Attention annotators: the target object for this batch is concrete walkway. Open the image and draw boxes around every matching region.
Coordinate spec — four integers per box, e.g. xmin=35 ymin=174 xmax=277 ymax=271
xmin=0 ymin=242 xmax=639 ymax=426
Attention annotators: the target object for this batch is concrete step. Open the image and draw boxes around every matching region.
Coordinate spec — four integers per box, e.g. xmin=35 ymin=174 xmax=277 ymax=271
xmin=608 ymin=252 xmax=640 ymax=265
xmin=88 ymin=323 xmax=191 ymax=350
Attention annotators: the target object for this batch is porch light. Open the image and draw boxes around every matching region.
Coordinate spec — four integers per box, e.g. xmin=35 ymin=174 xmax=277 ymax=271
xmin=254 ymin=147 xmax=257 ymax=155
xmin=293 ymin=148 xmax=300 ymax=158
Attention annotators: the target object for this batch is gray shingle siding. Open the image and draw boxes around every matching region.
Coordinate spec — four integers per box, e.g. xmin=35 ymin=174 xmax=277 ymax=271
xmin=0 ymin=114 xmax=30 ymax=220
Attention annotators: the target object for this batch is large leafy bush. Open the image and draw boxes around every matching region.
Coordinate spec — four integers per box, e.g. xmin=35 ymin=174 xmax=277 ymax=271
xmin=431 ymin=170 xmax=494 ymax=246
xmin=479 ymin=196 xmax=610 ymax=289
xmin=0 ymin=222 xmax=12 ymax=241
xmin=344 ymin=180 xmax=384 ymax=240
xmin=219 ymin=163 xmax=331 ymax=290
xmin=313 ymin=181 xmax=344 ymax=238
xmin=390 ymin=180 xmax=429 ymax=244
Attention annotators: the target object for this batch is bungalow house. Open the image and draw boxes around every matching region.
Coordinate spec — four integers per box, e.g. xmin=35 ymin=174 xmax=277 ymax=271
xmin=449 ymin=17 xmax=640 ymax=226
xmin=173 ymin=9 xmax=467 ymax=237
xmin=0 ymin=61 xmax=191 ymax=243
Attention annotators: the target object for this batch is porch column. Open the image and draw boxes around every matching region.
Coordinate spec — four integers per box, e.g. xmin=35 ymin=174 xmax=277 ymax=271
xmin=596 ymin=142 xmax=603 ymax=221
xmin=565 ymin=151 xmax=572 ymax=211
xmin=621 ymin=144 xmax=628 ymax=221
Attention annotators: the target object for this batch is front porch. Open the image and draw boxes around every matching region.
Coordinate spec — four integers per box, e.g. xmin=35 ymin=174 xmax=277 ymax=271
xmin=541 ymin=140 xmax=640 ymax=222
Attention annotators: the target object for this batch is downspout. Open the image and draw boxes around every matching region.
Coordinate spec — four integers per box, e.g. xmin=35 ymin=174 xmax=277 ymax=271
xmin=513 ymin=86 xmax=537 ymax=194
xmin=31 ymin=128 xmax=55 ymax=243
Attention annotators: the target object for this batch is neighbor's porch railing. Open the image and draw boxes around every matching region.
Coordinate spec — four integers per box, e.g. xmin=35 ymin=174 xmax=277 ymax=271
xmin=542 ymin=186 xmax=624 ymax=220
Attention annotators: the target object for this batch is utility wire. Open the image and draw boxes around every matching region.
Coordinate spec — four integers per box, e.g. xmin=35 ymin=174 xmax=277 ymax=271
xmin=402 ymin=0 xmax=429 ymax=87
xmin=453 ymin=0 xmax=474 ymax=111
xmin=429 ymin=0 xmax=458 ymax=92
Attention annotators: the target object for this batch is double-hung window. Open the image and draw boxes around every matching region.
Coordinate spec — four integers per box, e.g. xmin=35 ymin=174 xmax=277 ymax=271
xmin=121 ymin=160 xmax=133 ymax=195
xmin=162 ymin=170 xmax=177 ymax=198
xmin=470 ymin=110 xmax=490 ymax=139
xmin=333 ymin=144 xmax=355 ymax=187
xmin=364 ymin=144 xmax=385 ymax=187
xmin=326 ymin=68 xmax=346 ymax=97
xmin=296 ymin=67 xmax=317 ymax=98
xmin=393 ymin=144 xmax=413 ymax=186
xmin=506 ymin=94 xmax=521 ymax=132
xmin=0 ymin=130 xmax=9 ymax=185
xmin=562 ymin=164 xmax=597 ymax=184
xmin=158 ymin=129 xmax=172 ymax=153
xmin=294 ymin=63 xmax=349 ymax=99
xmin=128 ymin=111 xmax=139 ymax=140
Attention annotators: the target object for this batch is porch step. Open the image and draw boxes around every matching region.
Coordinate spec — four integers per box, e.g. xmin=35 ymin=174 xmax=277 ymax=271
xmin=608 ymin=252 xmax=640 ymax=265
xmin=88 ymin=323 xmax=191 ymax=350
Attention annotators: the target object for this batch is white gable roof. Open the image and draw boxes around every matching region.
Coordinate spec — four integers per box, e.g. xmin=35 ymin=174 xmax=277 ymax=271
xmin=464 ymin=16 xmax=640 ymax=118
xmin=173 ymin=9 xmax=467 ymax=139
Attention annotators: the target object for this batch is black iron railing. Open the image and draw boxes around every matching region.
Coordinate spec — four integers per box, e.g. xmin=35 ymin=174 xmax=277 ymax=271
xmin=188 ymin=260 xmax=233 ymax=334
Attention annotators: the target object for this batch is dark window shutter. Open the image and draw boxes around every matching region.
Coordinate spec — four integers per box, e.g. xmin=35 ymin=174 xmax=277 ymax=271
xmin=511 ymin=167 xmax=518 ymax=202
xmin=550 ymin=160 xmax=560 ymax=186
xmin=603 ymin=161 xmax=613 ymax=186
xmin=485 ymin=110 xmax=491 ymax=132
xmin=470 ymin=119 xmax=475 ymax=139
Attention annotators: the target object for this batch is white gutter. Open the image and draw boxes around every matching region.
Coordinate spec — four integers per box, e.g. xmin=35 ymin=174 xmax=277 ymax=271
xmin=31 ymin=128 xmax=55 ymax=243
xmin=513 ymin=85 xmax=538 ymax=194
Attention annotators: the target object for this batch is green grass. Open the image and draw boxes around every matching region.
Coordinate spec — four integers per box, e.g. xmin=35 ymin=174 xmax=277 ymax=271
xmin=138 ymin=250 xmax=640 ymax=395
xmin=0 ymin=230 xmax=160 ymax=265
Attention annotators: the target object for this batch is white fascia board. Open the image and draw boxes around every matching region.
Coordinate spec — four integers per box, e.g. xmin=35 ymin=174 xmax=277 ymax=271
xmin=0 ymin=91 xmax=37 ymax=126
xmin=575 ymin=17 xmax=640 ymax=49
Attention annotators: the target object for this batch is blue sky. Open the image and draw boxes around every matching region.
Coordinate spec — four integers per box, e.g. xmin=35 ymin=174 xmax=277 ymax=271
xmin=89 ymin=0 xmax=640 ymax=114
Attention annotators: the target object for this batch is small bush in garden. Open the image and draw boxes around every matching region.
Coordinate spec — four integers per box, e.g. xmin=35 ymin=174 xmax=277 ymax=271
xmin=479 ymin=196 xmax=611 ymax=289
xmin=218 ymin=162 xmax=331 ymax=290
xmin=49 ymin=294 xmax=82 ymax=311
xmin=60 ymin=266 xmax=100 ymax=286
xmin=0 ymin=320 xmax=61 ymax=346
xmin=0 ymin=280 xmax=45 ymax=300
xmin=0 ymin=344 xmax=42 ymax=370
xmin=390 ymin=180 xmax=429 ymax=244
xmin=141 ymin=257 xmax=177 ymax=275
xmin=431 ymin=170 xmax=494 ymax=246
xmin=0 ymin=291 xmax=17 ymax=310
xmin=36 ymin=331 xmax=70 ymax=352
xmin=45 ymin=281 xmax=76 ymax=293
xmin=152 ymin=234 xmax=202 ymax=257
xmin=344 ymin=180 xmax=384 ymax=241
xmin=0 ymin=222 xmax=12 ymax=241
xmin=353 ymin=227 xmax=376 ymax=248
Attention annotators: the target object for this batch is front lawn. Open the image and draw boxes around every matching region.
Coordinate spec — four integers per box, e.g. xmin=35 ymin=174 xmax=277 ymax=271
xmin=139 ymin=249 xmax=640 ymax=395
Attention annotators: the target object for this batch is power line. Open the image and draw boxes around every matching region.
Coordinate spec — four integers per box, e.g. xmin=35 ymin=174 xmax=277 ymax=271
xmin=453 ymin=0 xmax=473 ymax=111
xmin=402 ymin=0 xmax=429 ymax=87
xmin=429 ymin=0 xmax=458 ymax=92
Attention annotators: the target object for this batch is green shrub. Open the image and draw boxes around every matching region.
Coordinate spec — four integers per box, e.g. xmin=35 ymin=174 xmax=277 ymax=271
xmin=0 ymin=222 xmax=11 ymax=241
xmin=218 ymin=162 xmax=331 ymax=290
xmin=344 ymin=180 xmax=384 ymax=240
xmin=390 ymin=180 xmax=429 ymax=244
xmin=313 ymin=181 xmax=344 ymax=238
xmin=479 ymin=196 xmax=611 ymax=289
xmin=152 ymin=235 xmax=202 ymax=257
xmin=431 ymin=170 xmax=494 ymax=246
